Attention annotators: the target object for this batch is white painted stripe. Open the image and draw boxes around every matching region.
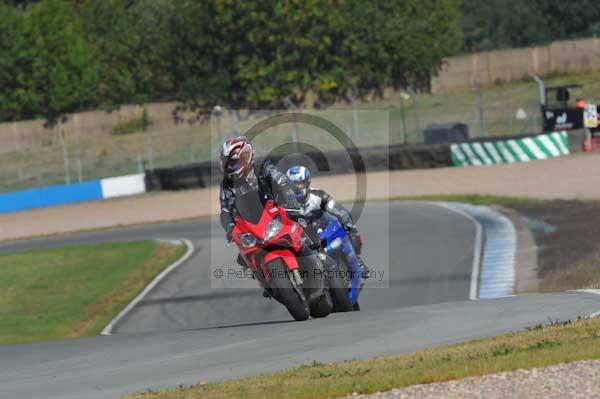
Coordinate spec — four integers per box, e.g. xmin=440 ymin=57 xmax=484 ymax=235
xmin=575 ymin=289 xmax=600 ymax=295
xmin=101 ymin=239 xmax=195 ymax=335
xmin=447 ymin=204 xmax=516 ymax=299
xmin=483 ymin=142 xmax=503 ymax=163
xmin=460 ymin=144 xmax=483 ymax=165
xmin=551 ymin=132 xmax=569 ymax=154
xmin=451 ymin=145 xmax=468 ymax=166
xmin=496 ymin=141 xmax=516 ymax=163
xmin=471 ymin=142 xmax=493 ymax=164
xmin=456 ymin=144 xmax=474 ymax=166
xmin=507 ymin=139 xmax=530 ymax=162
xmin=538 ymin=135 xmax=561 ymax=156
xmin=433 ymin=202 xmax=483 ymax=300
xmin=101 ymin=173 xmax=146 ymax=199
xmin=522 ymin=137 xmax=547 ymax=160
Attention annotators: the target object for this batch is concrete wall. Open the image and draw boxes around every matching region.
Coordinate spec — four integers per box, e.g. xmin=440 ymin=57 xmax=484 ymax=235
xmin=433 ymin=37 xmax=600 ymax=93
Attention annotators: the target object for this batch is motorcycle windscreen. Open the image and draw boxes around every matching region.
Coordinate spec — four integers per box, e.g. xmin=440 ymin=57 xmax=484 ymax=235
xmin=235 ymin=189 xmax=267 ymax=224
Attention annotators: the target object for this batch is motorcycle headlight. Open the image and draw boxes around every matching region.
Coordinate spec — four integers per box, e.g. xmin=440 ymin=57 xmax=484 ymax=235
xmin=264 ymin=216 xmax=282 ymax=242
xmin=325 ymin=237 xmax=343 ymax=253
xmin=239 ymin=233 xmax=258 ymax=248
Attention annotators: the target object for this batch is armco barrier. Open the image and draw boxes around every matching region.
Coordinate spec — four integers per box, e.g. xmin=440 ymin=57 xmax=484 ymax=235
xmin=144 ymin=144 xmax=454 ymax=191
xmin=100 ymin=174 xmax=147 ymax=199
xmin=451 ymin=131 xmax=569 ymax=167
xmin=0 ymin=173 xmax=146 ymax=214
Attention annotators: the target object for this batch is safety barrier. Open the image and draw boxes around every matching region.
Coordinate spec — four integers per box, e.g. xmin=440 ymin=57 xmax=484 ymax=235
xmin=0 ymin=131 xmax=574 ymax=214
xmin=450 ymin=131 xmax=569 ymax=167
xmin=144 ymin=144 xmax=454 ymax=191
xmin=0 ymin=173 xmax=146 ymax=214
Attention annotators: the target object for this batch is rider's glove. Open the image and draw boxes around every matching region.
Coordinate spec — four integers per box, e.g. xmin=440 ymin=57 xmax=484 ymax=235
xmin=226 ymin=223 xmax=235 ymax=243
xmin=344 ymin=222 xmax=357 ymax=232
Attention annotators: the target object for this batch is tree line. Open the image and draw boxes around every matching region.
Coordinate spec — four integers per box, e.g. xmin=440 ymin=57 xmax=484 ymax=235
xmin=2 ymin=0 xmax=598 ymax=123
xmin=461 ymin=0 xmax=600 ymax=52
xmin=0 ymin=0 xmax=461 ymax=122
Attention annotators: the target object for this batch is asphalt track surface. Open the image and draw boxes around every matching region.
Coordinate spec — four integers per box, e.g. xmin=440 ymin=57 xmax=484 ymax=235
xmin=1 ymin=201 xmax=600 ymax=399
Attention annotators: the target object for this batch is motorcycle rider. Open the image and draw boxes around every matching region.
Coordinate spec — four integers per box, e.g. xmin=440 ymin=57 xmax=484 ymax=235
xmin=219 ymin=135 xmax=301 ymax=241
xmin=286 ymin=165 xmax=371 ymax=279
xmin=219 ymin=136 xmax=328 ymax=296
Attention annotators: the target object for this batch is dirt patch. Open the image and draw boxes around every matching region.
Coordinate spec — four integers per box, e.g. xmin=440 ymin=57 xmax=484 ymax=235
xmin=499 ymin=200 xmax=600 ymax=292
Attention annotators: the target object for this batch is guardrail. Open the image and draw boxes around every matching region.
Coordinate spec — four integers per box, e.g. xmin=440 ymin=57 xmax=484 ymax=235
xmin=450 ymin=131 xmax=569 ymax=166
xmin=0 ymin=130 xmax=578 ymax=214
xmin=0 ymin=174 xmax=145 ymax=214
xmin=144 ymin=143 xmax=453 ymax=191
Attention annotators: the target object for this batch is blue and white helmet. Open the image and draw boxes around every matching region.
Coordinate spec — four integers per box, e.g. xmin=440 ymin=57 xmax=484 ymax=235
xmin=286 ymin=165 xmax=311 ymax=202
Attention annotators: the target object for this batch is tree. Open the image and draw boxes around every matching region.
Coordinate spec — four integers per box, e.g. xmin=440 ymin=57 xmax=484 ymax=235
xmin=8 ymin=0 xmax=100 ymax=121
xmin=0 ymin=0 xmax=465 ymax=121
xmin=461 ymin=0 xmax=600 ymax=52
xmin=77 ymin=0 xmax=173 ymax=107
xmin=0 ymin=4 xmax=25 ymax=121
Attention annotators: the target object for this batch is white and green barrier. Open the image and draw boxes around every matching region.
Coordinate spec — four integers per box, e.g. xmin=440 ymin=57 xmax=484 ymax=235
xmin=451 ymin=131 xmax=569 ymax=167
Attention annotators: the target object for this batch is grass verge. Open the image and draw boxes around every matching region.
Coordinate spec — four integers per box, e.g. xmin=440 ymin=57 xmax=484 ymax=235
xmin=0 ymin=240 xmax=185 ymax=344
xmin=124 ymin=314 xmax=600 ymax=399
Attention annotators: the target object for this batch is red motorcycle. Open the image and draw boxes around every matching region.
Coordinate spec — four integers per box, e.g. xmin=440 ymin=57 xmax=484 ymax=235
xmin=231 ymin=190 xmax=342 ymax=321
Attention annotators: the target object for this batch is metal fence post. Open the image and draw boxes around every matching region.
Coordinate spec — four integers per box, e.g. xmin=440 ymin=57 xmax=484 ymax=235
xmin=146 ymin=125 xmax=154 ymax=171
xmin=230 ymin=109 xmax=240 ymax=135
xmin=77 ymin=159 xmax=83 ymax=183
xmin=58 ymin=127 xmax=71 ymax=184
xmin=474 ymin=82 xmax=486 ymax=137
xmin=137 ymin=151 xmax=143 ymax=174
xmin=400 ymin=94 xmax=409 ymax=144
xmin=407 ymin=88 xmax=421 ymax=139
xmin=346 ymin=90 xmax=360 ymax=139
xmin=211 ymin=105 xmax=223 ymax=146
xmin=284 ymin=97 xmax=300 ymax=153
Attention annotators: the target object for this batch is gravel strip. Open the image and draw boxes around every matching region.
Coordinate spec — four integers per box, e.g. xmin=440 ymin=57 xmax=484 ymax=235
xmin=346 ymin=360 xmax=600 ymax=399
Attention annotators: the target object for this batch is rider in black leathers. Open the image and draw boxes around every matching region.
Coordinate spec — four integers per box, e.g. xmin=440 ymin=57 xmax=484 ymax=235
xmin=220 ymin=160 xmax=301 ymax=239
xmin=218 ymin=136 xmax=319 ymax=272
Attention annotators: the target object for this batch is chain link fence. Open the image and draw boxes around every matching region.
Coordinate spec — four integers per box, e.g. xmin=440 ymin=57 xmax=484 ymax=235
xmin=0 ymin=81 xmax=551 ymax=193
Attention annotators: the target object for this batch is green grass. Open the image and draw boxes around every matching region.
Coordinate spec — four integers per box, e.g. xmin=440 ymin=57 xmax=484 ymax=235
xmin=125 ymin=315 xmax=600 ymax=399
xmin=0 ymin=240 xmax=185 ymax=344
xmin=4 ymin=68 xmax=600 ymax=192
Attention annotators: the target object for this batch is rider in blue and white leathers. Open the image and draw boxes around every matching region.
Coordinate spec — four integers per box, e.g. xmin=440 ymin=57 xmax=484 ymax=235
xmin=286 ymin=165 xmax=371 ymax=279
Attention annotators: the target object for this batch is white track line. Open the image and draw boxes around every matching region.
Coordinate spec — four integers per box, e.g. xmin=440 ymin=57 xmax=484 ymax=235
xmin=430 ymin=202 xmax=483 ymax=300
xmin=100 ymin=238 xmax=195 ymax=336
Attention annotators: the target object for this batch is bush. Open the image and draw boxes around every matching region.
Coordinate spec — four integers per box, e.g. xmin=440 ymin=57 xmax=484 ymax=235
xmin=112 ymin=108 xmax=150 ymax=135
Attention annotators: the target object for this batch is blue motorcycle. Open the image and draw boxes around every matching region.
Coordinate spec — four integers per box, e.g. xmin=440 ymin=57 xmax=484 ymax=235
xmin=318 ymin=217 xmax=363 ymax=312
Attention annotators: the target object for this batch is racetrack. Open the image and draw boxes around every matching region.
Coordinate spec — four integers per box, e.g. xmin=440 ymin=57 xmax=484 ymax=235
xmin=0 ymin=202 xmax=476 ymax=333
xmin=1 ymin=201 xmax=599 ymax=399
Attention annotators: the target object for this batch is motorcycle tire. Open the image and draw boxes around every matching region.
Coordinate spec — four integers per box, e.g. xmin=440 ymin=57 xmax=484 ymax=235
xmin=327 ymin=267 xmax=354 ymax=312
xmin=268 ymin=259 xmax=310 ymax=321
xmin=309 ymin=292 xmax=333 ymax=318
xmin=329 ymin=254 xmax=356 ymax=312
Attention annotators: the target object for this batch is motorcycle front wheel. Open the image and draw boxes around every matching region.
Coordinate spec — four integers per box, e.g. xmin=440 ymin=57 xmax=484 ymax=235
xmin=268 ymin=259 xmax=310 ymax=321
